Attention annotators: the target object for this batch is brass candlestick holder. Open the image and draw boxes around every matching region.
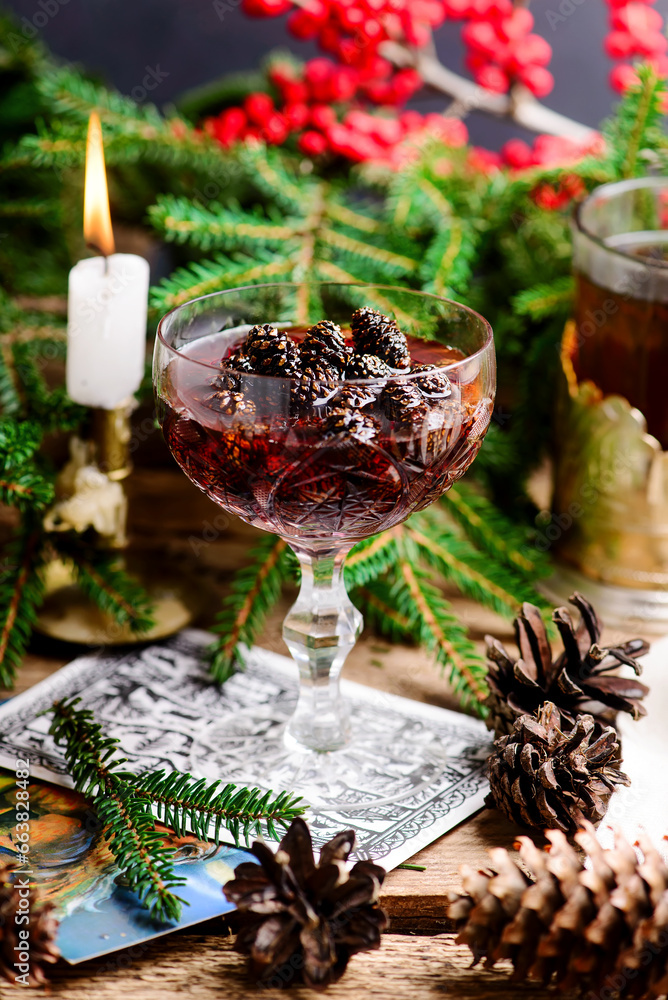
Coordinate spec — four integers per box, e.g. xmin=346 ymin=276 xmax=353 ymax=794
xmin=37 ymin=400 xmax=195 ymax=646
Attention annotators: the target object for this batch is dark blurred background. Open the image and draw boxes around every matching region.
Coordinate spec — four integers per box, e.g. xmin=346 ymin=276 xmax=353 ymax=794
xmin=4 ymin=0 xmax=668 ymax=146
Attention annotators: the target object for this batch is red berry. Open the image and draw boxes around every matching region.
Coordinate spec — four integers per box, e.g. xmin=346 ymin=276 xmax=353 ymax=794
xmin=419 ymin=113 xmax=468 ymax=146
xmin=305 ymin=58 xmax=335 ymax=100
xmin=604 ymin=29 xmax=636 ymax=58
xmin=339 ymin=7 xmax=365 ymax=30
xmin=474 ymin=64 xmax=510 ymax=92
xmin=444 ymin=0 xmax=477 ymax=16
xmin=462 ymin=20 xmax=499 ymax=57
xmin=612 ymin=2 xmax=663 ymax=34
xmin=501 ymin=138 xmax=534 ymax=168
xmin=281 ymin=79 xmax=310 ymax=103
xmin=369 ymin=115 xmax=403 ymax=145
xmin=610 ymin=62 xmax=640 ymax=92
xmin=367 ymin=81 xmax=398 ymax=104
xmin=298 ymin=130 xmax=329 ymax=156
xmin=241 ymin=0 xmax=292 ymax=16
xmin=263 ymin=113 xmax=289 ymax=144
xmin=288 ymin=10 xmax=322 ymax=39
xmin=400 ymin=109 xmax=424 ymax=131
xmin=305 ymin=57 xmax=334 ymax=85
xmin=517 ymin=64 xmax=554 ymax=97
xmin=400 ymin=11 xmax=432 ymax=47
xmin=468 ymin=146 xmax=502 ymax=174
xmin=469 ymin=0 xmax=513 ymax=18
xmin=508 ymin=33 xmax=552 ymax=71
xmin=210 ymin=107 xmax=247 ymax=148
xmin=242 ymin=126 xmax=264 ymax=142
xmin=391 ymin=68 xmax=423 ymax=102
xmin=244 ymin=92 xmax=275 ymax=125
xmin=319 ymin=25 xmax=344 ymax=55
xmin=329 ymin=66 xmax=360 ymax=100
xmin=328 ymin=123 xmax=386 ymax=162
xmin=283 ymin=102 xmax=310 ymax=130
xmin=310 ymin=104 xmax=338 ymax=130
xmin=344 ymin=109 xmax=377 ymax=134
xmin=633 ymin=29 xmax=668 ymax=56
xmin=497 ymin=7 xmax=533 ymax=41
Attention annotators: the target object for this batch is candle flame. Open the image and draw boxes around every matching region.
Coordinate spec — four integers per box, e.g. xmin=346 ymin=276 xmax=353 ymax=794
xmin=84 ymin=112 xmax=115 ymax=257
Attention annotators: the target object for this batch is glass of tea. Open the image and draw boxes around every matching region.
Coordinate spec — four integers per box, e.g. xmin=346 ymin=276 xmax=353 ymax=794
xmin=154 ymin=282 xmax=495 ymax=760
xmin=573 ymin=176 xmax=668 ymax=448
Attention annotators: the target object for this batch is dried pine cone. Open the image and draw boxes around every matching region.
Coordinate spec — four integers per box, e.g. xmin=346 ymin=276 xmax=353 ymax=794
xmin=322 ymin=407 xmax=378 ymax=443
xmin=447 ymin=821 xmax=668 ymax=999
xmin=411 ymin=364 xmax=452 ymax=400
xmin=486 ymin=702 xmax=630 ymax=834
xmin=244 ymin=324 xmax=296 ymax=376
xmin=224 ymin=350 xmax=254 ymax=374
xmin=301 ymin=321 xmax=348 ymax=373
xmin=291 ymin=360 xmax=340 ymax=410
xmin=206 ymin=390 xmax=256 ymax=417
xmin=224 ymin=818 xmax=388 ymax=990
xmin=0 ymin=863 xmax=59 ymax=987
xmin=351 ymin=308 xmax=411 ymax=371
xmin=380 ymin=381 xmax=427 ymax=424
xmin=345 ymin=354 xmax=391 ymax=380
xmin=484 ymin=592 xmax=649 ymax=738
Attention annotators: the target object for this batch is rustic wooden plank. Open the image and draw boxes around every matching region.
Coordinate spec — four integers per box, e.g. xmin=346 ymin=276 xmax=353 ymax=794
xmin=38 ymin=932 xmax=551 ymax=1000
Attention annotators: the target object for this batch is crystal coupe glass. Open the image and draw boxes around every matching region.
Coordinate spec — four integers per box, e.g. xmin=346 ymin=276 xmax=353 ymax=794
xmin=154 ymin=283 xmax=495 ymax=763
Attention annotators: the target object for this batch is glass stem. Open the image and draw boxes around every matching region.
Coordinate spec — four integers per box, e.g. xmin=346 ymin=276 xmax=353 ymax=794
xmin=282 ymin=543 xmax=363 ymax=753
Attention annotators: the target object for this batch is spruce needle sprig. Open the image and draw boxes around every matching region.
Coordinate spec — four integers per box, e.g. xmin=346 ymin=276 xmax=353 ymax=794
xmin=49 ymin=698 xmax=305 ymax=922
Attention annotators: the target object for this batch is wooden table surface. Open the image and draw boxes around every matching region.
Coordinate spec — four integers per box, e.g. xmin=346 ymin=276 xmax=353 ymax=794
xmin=2 ymin=468 xmax=549 ymax=999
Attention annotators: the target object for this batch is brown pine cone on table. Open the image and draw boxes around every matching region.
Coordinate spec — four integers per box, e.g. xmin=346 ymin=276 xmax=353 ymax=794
xmin=447 ymin=821 xmax=668 ymax=999
xmin=224 ymin=818 xmax=388 ymax=990
xmin=486 ymin=702 xmax=630 ymax=835
xmin=0 ymin=863 xmax=59 ymax=987
xmin=484 ymin=592 xmax=649 ymax=738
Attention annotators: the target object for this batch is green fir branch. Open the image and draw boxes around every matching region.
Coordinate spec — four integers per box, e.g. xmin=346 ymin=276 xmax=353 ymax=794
xmin=49 ymin=698 xmax=305 ymax=921
xmin=0 ymin=418 xmax=42 ymax=468
xmin=421 ymin=220 xmax=479 ymax=297
xmin=512 ymin=276 xmax=574 ymax=320
xmin=351 ymin=578 xmax=414 ymax=644
xmin=50 ymin=535 xmax=155 ymax=636
xmin=344 ymin=532 xmax=401 ymax=589
xmin=49 ymin=698 xmax=188 ymax=923
xmin=407 ymin=513 xmax=547 ymax=621
xmin=149 ymin=194 xmax=301 ymax=252
xmin=11 ymin=339 xmax=85 ymax=432
xmin=604 ymin=65 xmax=668 ymax=180
xmin=0 ymin=468 xmax=54 ymax=511
xmin=131 ymin=770 xmax=304 ymax=845
xmin=0 ymin=524 xmax=45 ymax=689
xmin=209 ymin=534 xmax=289 ymax=683
xmin=443 ymin=484 xmax=549 ymax=578
xmin=392 ymin=555 xmax=487 ymax=713
xmin=149 ymin=251 xmax=294 ymax=314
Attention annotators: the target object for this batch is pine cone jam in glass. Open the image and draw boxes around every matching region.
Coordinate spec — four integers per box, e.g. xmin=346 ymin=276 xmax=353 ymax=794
xmin=157 ymin=325 xmax=492 ymax=544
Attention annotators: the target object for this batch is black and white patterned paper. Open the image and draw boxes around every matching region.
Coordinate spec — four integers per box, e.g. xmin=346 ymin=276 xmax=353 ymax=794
xmin=0 ymin=630 xmax=492 ymax=870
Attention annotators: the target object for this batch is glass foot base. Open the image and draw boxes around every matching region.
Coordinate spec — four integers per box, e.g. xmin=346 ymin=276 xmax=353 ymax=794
xmin=190 ymin=710 xmax=453 ymax=813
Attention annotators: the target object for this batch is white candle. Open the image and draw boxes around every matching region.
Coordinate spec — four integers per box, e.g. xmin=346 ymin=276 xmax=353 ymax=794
xmin=66 ymin=112 xmax=149 ymax=410
xmin=67 ymin=254 xmax=149 ymax=409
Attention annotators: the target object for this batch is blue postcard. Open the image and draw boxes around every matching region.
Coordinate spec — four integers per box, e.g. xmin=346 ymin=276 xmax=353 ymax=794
xmin=0 ymin=772 xmax=252 ymax=965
